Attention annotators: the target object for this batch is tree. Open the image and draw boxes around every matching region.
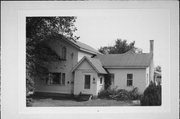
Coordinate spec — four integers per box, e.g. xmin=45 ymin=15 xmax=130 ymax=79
xmin=26 ymin=17 xmax=78 ymax=105
xmin=141 ymin=81 xmax=161 ymax=106
xmin=98 ymin=39 xmax=142 ymax=54
xmin=155 ymin=65 xmax=161 ymax=72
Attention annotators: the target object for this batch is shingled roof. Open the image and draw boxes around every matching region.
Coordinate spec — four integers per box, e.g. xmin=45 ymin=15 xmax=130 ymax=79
xmin=75 ymin=41 xmax=101 ymax=55
xmin=45 ymin=34 xmax=101 ymax=55
xmin=96 ymin=53 xmax=152 ymax=68
xmin=72 ymin=56 xmax=107 ymax=74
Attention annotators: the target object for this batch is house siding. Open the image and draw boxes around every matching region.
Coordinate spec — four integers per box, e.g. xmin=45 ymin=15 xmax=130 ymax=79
xmin=146 ymin=67 xmax=150 ymax=87
xmin=107 ymin=68 xmax=147 ymax=94
xmin=74 ymin=60 xmax=101 ymax=96
xmin=34 ymin=39 xmax=94 ymax=94
xmin=78 ymin=51 xmax=92 ymax=62
xmin=96 ymin=75 xmax=104 ymax=95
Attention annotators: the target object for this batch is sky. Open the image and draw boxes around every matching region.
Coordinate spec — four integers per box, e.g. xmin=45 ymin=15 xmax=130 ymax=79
xmin=74 ymin=9 xmax=170 ymax=67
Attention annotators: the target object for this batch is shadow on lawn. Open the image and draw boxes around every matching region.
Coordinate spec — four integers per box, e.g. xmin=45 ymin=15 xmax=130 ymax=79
xmin=30 ymin=92 xmax=91 ymax=102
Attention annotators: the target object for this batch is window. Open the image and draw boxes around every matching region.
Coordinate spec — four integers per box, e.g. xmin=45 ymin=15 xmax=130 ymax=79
xmin=84 ymin=75 xmax=91 ymax=89
xmin=110 ymin=74 xmax=114 ymax=85
xmin=48 ymin=73 xmax=61 ymax=85
xmin=71 ymin=53 xmax=74 ymax=59
xmin=62 ymin=73 xmax=66 ymax=85
xmin=62 ymin=47 xmax=67 ymax=60
xmin=127 ymin=74 xmax=133 ymax=86
xmin=100 ymin=77 xmax=103 ymax=84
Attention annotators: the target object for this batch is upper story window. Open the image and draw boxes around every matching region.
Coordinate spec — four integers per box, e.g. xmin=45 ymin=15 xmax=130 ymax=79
xmin=127 ymin=74 xmax=133 ymax=86
xmin=100 ymin=77 xmax=103 ymax=84
xmin=62 ymin=47 xmax=67 ymax=60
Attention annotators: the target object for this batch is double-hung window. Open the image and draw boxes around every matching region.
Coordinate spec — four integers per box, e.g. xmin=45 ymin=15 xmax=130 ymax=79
xmin=48 ymin=72 xmax=66 ymax=85
xmin=49 ymin=73 xmax=61 ymax=85
xmin=127 ymin=74 xmax=133 ymax=86
xmin=62 ymin=47 xmax=67 ymax=60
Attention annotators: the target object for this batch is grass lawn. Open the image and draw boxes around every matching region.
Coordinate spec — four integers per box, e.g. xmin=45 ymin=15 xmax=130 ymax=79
xmin=30 ymin=95 xmax=140 ymax=107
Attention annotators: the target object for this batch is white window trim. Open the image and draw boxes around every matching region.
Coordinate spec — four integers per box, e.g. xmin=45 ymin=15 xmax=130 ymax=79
xmin=127 ymin=73 xmax=133 ymax=87
xmin=47 ymin=72 xmax=66 ymax=86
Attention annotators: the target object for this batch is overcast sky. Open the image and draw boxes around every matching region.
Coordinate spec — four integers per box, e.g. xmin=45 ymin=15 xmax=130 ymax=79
xmin=74 ymin=9 xmax=170 ymax=67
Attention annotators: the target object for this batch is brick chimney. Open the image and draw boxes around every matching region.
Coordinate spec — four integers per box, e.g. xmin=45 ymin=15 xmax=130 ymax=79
xmin=150 ymin=40 xmax=154 ymax=54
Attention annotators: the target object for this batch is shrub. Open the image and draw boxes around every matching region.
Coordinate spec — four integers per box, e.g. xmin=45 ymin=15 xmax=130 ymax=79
xmin=26 ymin=98 xmax=33 ymax=106
xmin=140 ymin=81 xmax=161 ymax=106
xmin=26 ymin=77 xmax=34 ymax=106
xmin=98 ymin=88 xmax=115 ymax=99
xmin=98 ymin=87 xmax=141 ymax=101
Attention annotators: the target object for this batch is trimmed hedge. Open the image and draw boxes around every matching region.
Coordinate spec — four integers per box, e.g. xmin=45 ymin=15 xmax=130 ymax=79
xmin=140 ymin=82 xmax=161 ymax=106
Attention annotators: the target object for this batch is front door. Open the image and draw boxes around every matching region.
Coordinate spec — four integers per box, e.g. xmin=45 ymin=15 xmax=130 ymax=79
xmin=84 ymin=74 xmax=91 ymax=89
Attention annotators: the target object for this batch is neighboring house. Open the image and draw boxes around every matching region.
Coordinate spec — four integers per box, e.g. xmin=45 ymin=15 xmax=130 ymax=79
xmin=34 ymin=35 xmax=154 ymax=96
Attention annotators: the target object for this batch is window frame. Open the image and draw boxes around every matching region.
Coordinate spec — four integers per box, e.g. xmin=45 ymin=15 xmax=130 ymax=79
xmin=100 ymin=77 xmax=103 ymax=84
xmin=62 ymin=73 xmax=66 ymax=85
xmin=62 ymin=47 xmax=67 ymax=60
xmin=127 ymin=73 xmax=133 ymax=87
xmin=48 ymin=72 xmax=61 ymax=85
xmin=84 ymin=74 xmax=91 ymax=89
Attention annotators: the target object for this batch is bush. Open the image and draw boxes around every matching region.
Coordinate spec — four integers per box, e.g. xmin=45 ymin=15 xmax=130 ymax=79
xmin=26 ymin=97 xmax=33 ymax=106
xmin=140 ymin=82 xmax=161 ymax=106
xmin=26 ymin=77 xmax=34 ymax=106
xmin=98 ymin=87 xmax=141 ymax=101
xmin=97 ymin=88 xmax=115 ymax=99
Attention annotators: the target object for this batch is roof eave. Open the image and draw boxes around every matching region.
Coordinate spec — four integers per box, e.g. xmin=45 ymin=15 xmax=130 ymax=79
xmin=79 ymin=47 xmax=101 ymax=55
xmin=104 ymin=66 xmax=148 ymax=69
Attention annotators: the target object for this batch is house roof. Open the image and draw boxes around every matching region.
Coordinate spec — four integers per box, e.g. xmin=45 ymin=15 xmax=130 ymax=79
xmin=75 ymin=41 xmax=102 ymax=55
xmin=72 ymin=56 xmax=107 ymax=74
xmin=95 ymin=53 xmax=152 ymax=68
xmin=44 ymin=34 xmax=101 ymax=55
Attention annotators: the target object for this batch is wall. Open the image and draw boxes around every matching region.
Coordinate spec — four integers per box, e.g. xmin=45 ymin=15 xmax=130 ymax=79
xmin=74 ymin=60 xmax=99 ymax=96
xmin=107 ymin=68 xmax=147 ymax=94
xmin=34 ymin=39 xmax=86 ymax=94
xmin=149 ymin=57 xmax=154 ymax=83
xmin=146 ymin=67 xmax=150 ymax=87
xmin=78 ymin=51 xmax=92 ymax=61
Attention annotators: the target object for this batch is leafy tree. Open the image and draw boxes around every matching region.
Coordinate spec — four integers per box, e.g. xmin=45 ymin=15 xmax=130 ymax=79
xmin=26 ymin=17 xmax=78 ymax=105
xmin=155 ymin=65 xmax=161 ymax=72
xmin=98 ymin=39 xmax=142 ymax=54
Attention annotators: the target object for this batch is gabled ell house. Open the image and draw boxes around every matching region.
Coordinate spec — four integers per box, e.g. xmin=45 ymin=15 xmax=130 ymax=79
xmin=34 ymin=35 xmax=154 ymax=96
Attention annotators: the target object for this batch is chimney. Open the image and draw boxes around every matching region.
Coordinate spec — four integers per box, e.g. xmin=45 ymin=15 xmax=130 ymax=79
xmin=150 ymin=40 xmax=154 ymax=54
xmin=149 ymin=40 xmax=154 ymax=83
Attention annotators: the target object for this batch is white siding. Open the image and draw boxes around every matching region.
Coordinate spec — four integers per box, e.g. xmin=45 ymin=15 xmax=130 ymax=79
xmin=74 ymin=60 xmax=99 ymax=96
xmin=96 ymin=75 xmax=104 ymax=95
xmin=108 ymin=68 xmax=147 ymax=94
xmin=146 ymin=67 xmax=150 ymax=87
xmin=34 ymin=39 xmax=78 ymax=94
xmin=78 ymin=51 xmax=92 ymax=61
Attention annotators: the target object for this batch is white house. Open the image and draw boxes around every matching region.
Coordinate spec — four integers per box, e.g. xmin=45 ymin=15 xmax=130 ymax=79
xmin=34 ymin=34 xmax=154 ymax=96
